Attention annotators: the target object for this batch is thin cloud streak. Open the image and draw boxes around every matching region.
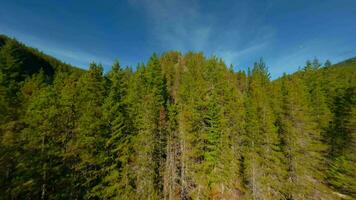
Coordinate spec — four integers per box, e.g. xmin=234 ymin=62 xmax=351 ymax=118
xmin=129 ymin=0 xmax=276 ymax=70
xmin=216 ymin=42 xmax=270 ymax=67
xmin=129 ymin=0 xmax=212 ymax=51
xmin=1 ymin=0 xmax=354 ymax=78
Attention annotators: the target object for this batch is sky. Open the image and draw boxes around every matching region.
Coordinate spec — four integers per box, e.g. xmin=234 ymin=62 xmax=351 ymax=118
xmin=0 ymin=0 xmax=355 ymax=78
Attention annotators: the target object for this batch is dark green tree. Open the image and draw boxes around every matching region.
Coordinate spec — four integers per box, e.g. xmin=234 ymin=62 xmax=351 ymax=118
xmin=326 ymin=87 xmax=356 ymax=197
xmin=276 ymin=75 xmax=334 ymax=199
xmin=66 ymin=63 xmax=106 ymax=198
xmin=242 ymin=59 xmax=284 ymax=200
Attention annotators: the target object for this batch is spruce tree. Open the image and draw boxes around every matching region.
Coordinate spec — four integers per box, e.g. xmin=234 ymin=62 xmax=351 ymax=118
xmin=0 ymin=35 xmax=355 ymax=199
xmin=242 ymin=60 xmax=284 ymax=200
xmin=302 ymin=59 xmax=331 ymax=129
xmin=92 ymin=61 xmax=135 ymax=199
xmin=66 ymin=63 xmax=106 ymax=198
xmin=326 ymin=87 xmax=356 ymax=197
xmin=276 ymin=75 xmax=334 ymax=199
xmin=126 ymin=54 xmax=167 ymax=199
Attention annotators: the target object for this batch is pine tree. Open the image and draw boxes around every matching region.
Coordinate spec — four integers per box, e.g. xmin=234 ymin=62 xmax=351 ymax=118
xmin=0 ymin=39 xmax=24 ymax=94
xmin=66 ymin=63 xmax=106 ymax=198
xmin=92 ymin=61 xmax=135 ymax=199
xmin=324 ymin=60 xmax=332 ymax=68
xmin=159 ymin=51 xmax=184 ymax=200
xmin=20 ymin=85 xmax=64 ymax=199
xmin=1 ymin=36 xmax=355 ymax=199
xmin=326 ymin=87 xmax=356 ymax=197
xmin=54 ymin=71 xmax=82 ymax=199
xmin=0 ymin=41 xmax=27 ymax=194
xmin=177 ymin=52 xmax=210 ymax=198
xmin=302 ymin=59 xmax=331 ymax=129
xmin=0 ymin=69 xmax=50 ymax=199
xmin=242 ymin=59 xmax=284 ymax=200
xmin=126 ymin=54 xmax=167 ymax=199
xmin=276 ymin=75 xmax=334 ymax=199
xmin=177 ymin=54 xmax=245 ymax=198
xmin=205 ymin=58 xmax=245 ymax=199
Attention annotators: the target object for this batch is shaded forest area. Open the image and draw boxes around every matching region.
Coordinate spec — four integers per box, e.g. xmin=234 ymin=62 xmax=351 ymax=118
xmin=0 ymin=35 xmax=355 ymax=200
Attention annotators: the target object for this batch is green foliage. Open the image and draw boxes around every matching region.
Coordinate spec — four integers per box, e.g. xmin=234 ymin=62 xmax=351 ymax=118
xmin=326 ymin=87 xmax=356 ymax=196
xmin=242 ymin=59 xmax=284 ymax=200
xmin=0 ymin=35 xmax=355 ymax=199
xmin=275 ymin=75 xmax=332 ymax=199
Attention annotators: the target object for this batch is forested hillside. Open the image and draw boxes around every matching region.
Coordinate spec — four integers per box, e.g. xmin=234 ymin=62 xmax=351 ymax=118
xmin=0 ymin=36 xmax=355 ymax=200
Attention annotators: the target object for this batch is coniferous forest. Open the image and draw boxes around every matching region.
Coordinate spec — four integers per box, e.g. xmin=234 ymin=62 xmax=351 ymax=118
xmin=0 ymin=34 xmax=355 ymax=200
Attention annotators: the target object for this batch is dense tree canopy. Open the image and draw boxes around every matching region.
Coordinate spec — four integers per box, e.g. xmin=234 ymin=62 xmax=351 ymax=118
xmin=0 ymin=35 xmax=355 ymax=199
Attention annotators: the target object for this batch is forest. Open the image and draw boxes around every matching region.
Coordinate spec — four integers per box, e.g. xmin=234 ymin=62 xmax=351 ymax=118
xmin=0 ymin=34 xmax=355 ymax=200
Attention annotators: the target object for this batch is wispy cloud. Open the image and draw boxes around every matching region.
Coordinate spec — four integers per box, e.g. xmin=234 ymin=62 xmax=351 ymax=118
xmin=45 ymin=46 xmax=114 ymax=67
xmin=2 ymin=0 xmax=354 ymax=78
xmin=216 ymin=41 xmax=270 ymax=66
xmin=129 ymin=0 xmax=212 ymax=51
xmin=128 ymin=0 xmax=275 ymax=68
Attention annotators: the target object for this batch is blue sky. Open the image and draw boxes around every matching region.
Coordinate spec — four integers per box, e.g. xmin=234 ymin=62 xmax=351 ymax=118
xmin=0 ymin=0 xmax=355 ymax=78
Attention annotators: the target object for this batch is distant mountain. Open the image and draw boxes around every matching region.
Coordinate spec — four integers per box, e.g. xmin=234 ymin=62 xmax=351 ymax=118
xmin=0 ymin=34 xmax=83 ymax=82
xmin=333 ymin=56 xmax=356 ymax=67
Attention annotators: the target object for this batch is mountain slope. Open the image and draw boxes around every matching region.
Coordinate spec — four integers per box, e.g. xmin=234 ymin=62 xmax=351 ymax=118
xmin=0 ymin=35 xmax=355 ymax=199
xmin=0 ymin=34 xmax=82 ymax=82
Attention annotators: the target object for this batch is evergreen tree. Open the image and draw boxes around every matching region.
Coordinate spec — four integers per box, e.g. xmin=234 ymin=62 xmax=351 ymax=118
xmin=326 ymin=87 xmax=356 ymax=197
xmin=20 ymin=85 xmax=66 ymax=199
xmin=66 ymin=63 xmax=106 ymax=198
xmin=242 ymin=59 xmax=284 ymax=200
xmin=126 ymin=54 xmax=167 ymax=199
xmin=276 ymin=75 xmax=334 ymax=199
xmin=0 ymin=35 xmax=355 ymax=199
xmin=92 ymin=61 xmax=134 ymax=199
xmin=302 ymin=59 xmax=331 ymax=129
xmin=324 ymin=60 xmax=332 ymax=68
